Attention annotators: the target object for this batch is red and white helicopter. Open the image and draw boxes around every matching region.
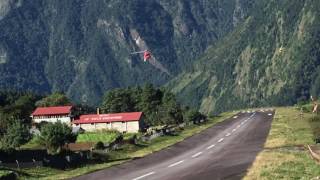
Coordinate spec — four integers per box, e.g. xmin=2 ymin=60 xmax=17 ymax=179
xmin=131 ymin=50 xmax=152 ymax=62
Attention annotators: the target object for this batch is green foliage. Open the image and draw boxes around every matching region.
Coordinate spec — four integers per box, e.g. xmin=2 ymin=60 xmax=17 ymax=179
xmin=0 ymin=0 xmax=246 ymax=106
xmin=0 ymin=91 xmax=41 ymax=125
xmin=101 ymin=84 xmax=183 ymax=127
xmin=308 ymin=114 xmax=320 ymax=143
xmin=168 ymin=0 xmax=320 ymax=114
xmin=0 ymin=119 xmax=31 ymax=151
xmin=184 ymin=109 xmax=207 ymax=124
xmin=94 ymin=141 xmax=105 ymax=150
xmin=38 ymin=122 xmax=77 ymax=154
xmin=77 ymin=130 xmax=120 ymax=143
xmin=35 ymin=92 xmax=71 ymax=107
xmin=101 ymin=88 xmax=136 ymax=113
xmin=0 ymin=91 xmax=41 ymax=151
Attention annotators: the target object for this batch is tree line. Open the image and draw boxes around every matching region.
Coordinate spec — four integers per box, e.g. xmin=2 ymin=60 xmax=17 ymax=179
xmin=100 ymin=84 xmax=206 ymax=128
xmin=0 ymin=85 xmax=206 ymax=153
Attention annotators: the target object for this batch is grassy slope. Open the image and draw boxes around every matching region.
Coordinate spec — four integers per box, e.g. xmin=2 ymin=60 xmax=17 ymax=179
xmin=244 ymin=107 xmax=320 ymax=179
xmin=16 ymin=112 xmax=234 ymax=180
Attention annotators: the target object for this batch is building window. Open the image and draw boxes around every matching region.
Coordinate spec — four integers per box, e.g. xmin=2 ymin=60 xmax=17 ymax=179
xmin=122 ymin=121 xmax=125 ymax=123
xmin=91 ymin=123 xmax=94 ymax=125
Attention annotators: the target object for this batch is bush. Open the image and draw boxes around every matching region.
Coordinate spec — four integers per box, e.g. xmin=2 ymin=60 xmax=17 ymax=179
xmin=128 ymin=134 xmax=137 ymax=144
xmin=94 ymin=141 xmax=105 ymax=150
xmin=38 ymin=122 xmax=77 ymax=154
xmin=114 ymin=134 xmax=123 ymax=144
xmin=0 ymin=119 xmax=31 ymax=152
xmin=300 ymin=104 xmax=314 ymax=113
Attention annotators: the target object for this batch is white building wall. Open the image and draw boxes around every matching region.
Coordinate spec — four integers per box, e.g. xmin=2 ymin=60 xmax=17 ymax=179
xmin=78 ymin=124 xmax=96 ymax=131
xmin=112 ymin=122 xmax=126 ymax=132
xmin=73 ymin=121 xmax=140 ymax=133
xmin=33 ymin=117 xmax=71 ymax=124
xmin=95 ymin=123 xmax=107 ymax=130
xmin=126 ymin=121 xmax=139 ymax=133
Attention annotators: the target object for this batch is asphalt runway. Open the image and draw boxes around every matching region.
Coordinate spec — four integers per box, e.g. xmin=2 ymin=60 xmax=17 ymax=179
xmin=74 ymin=110 xmax=274 ymax=180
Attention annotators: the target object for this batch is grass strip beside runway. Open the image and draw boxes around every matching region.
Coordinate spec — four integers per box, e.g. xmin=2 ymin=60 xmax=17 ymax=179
xmin=244 ymin=107 xmax=320 ymax=179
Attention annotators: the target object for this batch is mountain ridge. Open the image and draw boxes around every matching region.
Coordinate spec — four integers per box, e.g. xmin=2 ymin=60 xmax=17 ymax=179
xmin=168 ymin=0 xmax=320 ymax=114
xmin=0 ymin=0 xmax=251 ymax=106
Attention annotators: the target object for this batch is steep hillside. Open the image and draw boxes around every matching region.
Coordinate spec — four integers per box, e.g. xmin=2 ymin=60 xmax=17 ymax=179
xmin=0 ymin=0 xmax=252 ymax=105
xmin=168 ymin=0 xmax=320 ymax=114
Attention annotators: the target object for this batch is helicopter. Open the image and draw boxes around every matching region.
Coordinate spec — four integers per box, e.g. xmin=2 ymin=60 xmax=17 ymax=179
xmin=131 ymin=50 xmax=151 ymax=62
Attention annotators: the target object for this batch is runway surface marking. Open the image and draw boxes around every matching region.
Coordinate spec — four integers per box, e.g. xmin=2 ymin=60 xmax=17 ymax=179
xmin=132 ymin=171 xmax=155 ymax=180
xmin=168 ymin=160 xmax=184 ymax=167
xmin=191 ymin=152 xmax=203 ymax=158
xmin=206 ymin=144 xmax=215 ymax=150
xmin=218 ymin=138 xmax=224 ymax=143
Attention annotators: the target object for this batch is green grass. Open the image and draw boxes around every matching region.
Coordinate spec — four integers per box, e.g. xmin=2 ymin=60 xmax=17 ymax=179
xmin=0 ymin=170 xmax=12 ymax=176
xmin=20 ymin=136 xmax=43 ymax=150
xmin=0 ymin=169 xmax=15 ymax=179
xmin=244 ymin=107 xmax=320 ymax=179
xmin=76 ymin=132 xmax=119 ymax=143
xmin=16 ymin=111 xmax=235 ymax=180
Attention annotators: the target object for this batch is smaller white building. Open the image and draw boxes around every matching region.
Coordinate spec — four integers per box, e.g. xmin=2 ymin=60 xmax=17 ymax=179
xmin=31 ymin=106 xmax=73 ymax=124
xmin=72 ymin=112 xmax=143 ymax=133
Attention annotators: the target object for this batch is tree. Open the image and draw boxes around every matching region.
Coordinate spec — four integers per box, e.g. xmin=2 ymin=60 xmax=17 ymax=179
xmin=35 ymin=92 xmax=71 ymax=107
xmin=100 ymin=84 xmax=184 ymax=127
xmin=156 ymin=91 xmax=183 ymax=126
xmin=38 ymin=122 xmax=77 ymax=154
xmin=101 ymin=88 xmax=135 ymax=113
xmin=11 ymin=94 xmax=38 ymax=123
xmin=185 ymin=109 xmax=206 ymax=124
xmin=0 ymin=119 xmax=31 ymax=152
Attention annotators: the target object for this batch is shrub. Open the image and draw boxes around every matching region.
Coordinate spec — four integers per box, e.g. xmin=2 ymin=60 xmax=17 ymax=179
xmin=0 ymin=119 xmax=31 ymax=152
xmin=94 ymin=141 xmax=105 ymax=150
xmin=38 ymin=122 xmax=77 ymax=154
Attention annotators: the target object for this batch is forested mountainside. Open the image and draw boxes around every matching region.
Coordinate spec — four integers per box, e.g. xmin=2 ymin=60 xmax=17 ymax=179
xmin=0 ymin=0 xmax=252 ymax=106
xmin=168 ymin=0 xmax=320 ymax=114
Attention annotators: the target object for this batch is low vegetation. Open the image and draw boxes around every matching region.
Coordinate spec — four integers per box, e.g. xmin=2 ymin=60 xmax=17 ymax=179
xmin=0 ymin=170 xmax=15 ymax=179
xmin=38 ymin=122 xmax=77 ymax=154
xmin=244 ymin=107 xmax=320 ymax=179
xmin=76 ymin=130 xmax=121 ymax=144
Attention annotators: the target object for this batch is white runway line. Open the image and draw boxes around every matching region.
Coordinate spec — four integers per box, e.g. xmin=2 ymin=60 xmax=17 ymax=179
xmin=168 ymin=160 xmax=184 ymax=167
xmin=218 ymin=138 xmax=224 ymax=143
xmin=206 ymin=144 xmax=215 ymax=150
xmin=268 ymin=113 xmax=272 ymax=116
xmin=237 ymin=125 xmax=241 ymax=128
xmin=133 ymin=172 xmax=155 ymax=180
xmin=225 ymin=133 xmax=231 ymax=137
xmin=232 ymin=129 xmax=236 ymax=132
xmin=233 ymin=116 xmax=238 ymax=119
xmin=191 ymin=152 xmax=203 ymax=158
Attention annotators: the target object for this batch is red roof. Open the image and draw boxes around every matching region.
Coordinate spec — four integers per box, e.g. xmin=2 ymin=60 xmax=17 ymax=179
xmin=31 ymin=106 xmax=73 ymax=116
xmin=73 ymin=112 xmax=143 ymax=124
